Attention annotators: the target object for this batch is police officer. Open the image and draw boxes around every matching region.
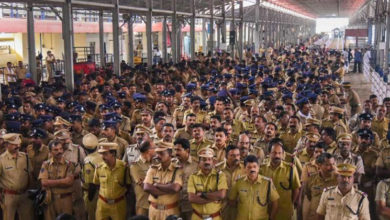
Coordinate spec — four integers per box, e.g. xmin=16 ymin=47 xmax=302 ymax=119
xmin=188 ymin=148 xmax=228 ymax=220
xmin=130 ymin=140 xmax=155 ymax=216
xmin=101 ymin=120 xmax=128 ymax=159
xmin=173 ymin=138 xmax=198 ymax=220
xmin=93 ymin=142 xmax=132 ymax=220
xmin=329 ymin=106 xmax=348 ymax=138
xmin=302 ymin=153 xmax=337 ymax=220
xmin=174 ymin=113 xmax=196 ymax=140
xmin=82 ymin=133 xmax=102 ymax=220
xmin=39 ymin=139 xmax=76 ymax=220
xmin=144 ymin=141 xmax=183 ymax=220
xmin=70 ymin=114 xmax=89 ymax=147
xmin=123 ymin=124 xmax=152 ymax=164
xmin=229 ymin=155 xmax=279 ymax=220
xmin=0 ymin=133 xmax=34 ymax=220
xmin=189 ymin=123 xmax=213 ymax=157
xmin=376 ymin=177 xmax=390 ymax=220
xmin=26 ymin=128 xmax=49 ymax=188
xmin=316 ymin=163 xmax=370 ymax=220
xmin=259 ymin=139 xmax=301 ymax=220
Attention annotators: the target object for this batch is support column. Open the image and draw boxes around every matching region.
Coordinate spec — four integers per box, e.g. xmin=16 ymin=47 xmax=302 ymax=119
xmin=99 ymin=10 xmax=105 ymax=67
xmin=177 ymin=23 xmax=182 ymax=61
xmin=239 ymin=0 xmax=243 ymax=60
xmin=63 ymin=0 xmax=74 ymax=90
xmin=146 ymin=0 xmax=153 ymax=67
xmin=230 ymin=0 xmax=235 ymax=57
xmin=162 ymin=16 xmax=168 ymax=62
xmin=172 ymin=0 xmax=177 ymax=62
xmin=202 ymin=18 xmax=207 ymax=53
xmin=217 ymin=24 xmax=221 ymax=49
xmin=384 ymin=0 xmax=390 ymax=74
xmin=254 ymin=0 xmax=260 ymax=53
xmin=128 ymin=14 xmax=134 ymax=67
xmin=209 ymin=0 xmax=214 ymax=54
xmin=27 ymin=2 xmax=37 ymax=83
xmin=190 ymin=0 xmax=195 ymax=59
xmin=221 ymin=0 xmax=226 ymax=45
xmin=112 ymin=0 xmax=120 ymax=74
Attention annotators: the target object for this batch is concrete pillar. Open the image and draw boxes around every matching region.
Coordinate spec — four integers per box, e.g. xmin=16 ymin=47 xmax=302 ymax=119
xmin=384 ymin=0 xmax=390 ymax=74
xmin=217 ymin=24 xmax=221 ymax=49
xmin=190 ymin=0 xmax=195 ymax=59
xmin=221 ymin=0 xmax=226 ymax=45
xmin=239 ymin=0 xmax=243 ymax=60
xmin=27 ymin=2 xmax=37 ymax=83
xmin=99 ymin=10 xmax=105 ymax=67
xmin=202 ymin=18 xmax=207 ymax=53
xmin=177 ymin=24 xmax=182 ymax=60
xmin=112 ymin=0 xmax=120 ymax=74
xmin=63 ymin=0 xmax=74 ymax=90
xmin=172 ymin=0 xmax=177 ymax=62
xmin=146 ymin=0 xmax=153 ymax=67
xmin=162 ymin=16 xmax=168 ymax=62
xmin=254 ymin=0 xmax=260 ymax=52
xmin=230 ymin=0 xmax=235 ymax=57
xmin=128 ymin=14 xmax=134 ymax=67
xmin=209 ymin=0 xmax=214 ymax=54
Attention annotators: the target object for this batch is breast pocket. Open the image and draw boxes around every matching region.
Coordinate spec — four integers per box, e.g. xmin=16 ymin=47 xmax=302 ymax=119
xmin=326 ymin=200 xmax=339 ymax=218
xmin=99 ymin=176 xmax=108 ymax=188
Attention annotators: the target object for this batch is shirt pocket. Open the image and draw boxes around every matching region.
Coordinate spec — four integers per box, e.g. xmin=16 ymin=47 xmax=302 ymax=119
xmin=99 ymin=175 xmax=108 ymax=188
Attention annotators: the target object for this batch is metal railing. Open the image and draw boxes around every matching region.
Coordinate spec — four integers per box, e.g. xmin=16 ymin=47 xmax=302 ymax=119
xmin=363 ymin=52 xmax=390 ymax=101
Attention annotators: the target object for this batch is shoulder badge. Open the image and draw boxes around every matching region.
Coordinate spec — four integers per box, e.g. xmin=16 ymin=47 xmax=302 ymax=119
xmin=324 ymin=186 xmax=336 ymax=192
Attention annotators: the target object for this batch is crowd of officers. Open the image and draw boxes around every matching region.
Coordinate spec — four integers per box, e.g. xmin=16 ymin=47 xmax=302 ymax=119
xmin=0 ymin=41 xmax=388 ymax=220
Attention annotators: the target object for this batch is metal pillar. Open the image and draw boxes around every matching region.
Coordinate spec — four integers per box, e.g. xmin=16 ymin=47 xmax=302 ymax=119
xmin=172 ymin=0 xmax=177 ymax=62
xmin=146 ymin=0 xmax=153 ymax=67
xmin=217 ymin=24 xmax=221 ymax=49
xmin=239 ymin=0 xmax=243 ymax=60
xmin=128 ymin=14 xmax=134 ymax=67
xmin=209 ymin=0 xmax=214 ymax=54
xmin=177 ymin=24 xmax=182 ymax=61
xmin=99 ymin=10 xmax=105 ymax=67
xmin=221 ymin=0 xmax=226 ymax=45
xmin=384 ymin=0 xmax=390 ymax=74
xmin=63 ymin=0 xmax=74 ymax=90
xmin=112 ymin=0 xmax=120 ymax=74
xmin=254 ymin=0 xmax=260 ymax=52
xmin=202 ymin=18 xmax=206 ymax=54
xmin=162 ymin=16 xmax=168 ymax=62
xmin=190 ymin=0 xmax=195 ymax=59
xmin=27 ymin=2 xmax=37 ymax=83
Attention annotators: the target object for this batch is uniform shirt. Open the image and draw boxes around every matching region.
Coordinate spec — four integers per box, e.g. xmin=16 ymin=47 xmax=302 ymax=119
xmin=375 ymin=178 xmax=390 ymax=220
xmin=174 ymin=127 xmax=192 ymax=140
xmin=187 ymin=169 xmax=228 ymax=215
xmin=172 ymin=106 xmax=187 ymax=127
xmin=189 ymin=138 xmax=213 ymax=157
xmin=334 ymin=152 xmax=365 ymax=175
xmin=376 ymin=146 xmax=390 ymax=170
xmin=228 ymin=175 xmax=280 ymax=220
xmin=39 ymin=158 xmax=75 ymax=194
xmin=82 ymin=151 xmax=103 ymax=190
xmin=279 ymin=130 xmax=303 ymax=154
xmin=130 ymin=155 xmax=151 ymax=209
xmin=183 ymin=109 xmax=207 ymax=124
xmin=372 ymin=117 xmax=389 ymax=140
xmin=259 ymin=161 xmax=301 ymax=220
xmin=0 ymin=151 xmax=32 ymax=191
xmin=123 ymin=144 xmax=141 ymax=164
xmin=304 ymin=172 xmax=337 ymax=219
xmin=301 ymin=160 xmax=319 ymax=183
xmin=333 ymin=120 xmax=348 ymax=138
xmin=220 ymin=162 xmax=246 ymax=189
xmin=356 ymin=147 xmax=378 ymax=185
xmin=144 ymin=161 xmax=183 ymax=205
xmin=316 ymin=186 xmax=370 ymax=220
xmin=93 ymin=159 xmax=131 ymax=199
xmin=72 ymin=129 xmax=89 ymax=147
xmin=352 ymin=130 xmax=380 ymax=149
xmin=297 ymin=148 xmax=313 ymax=166
xmin=26 ymin=144 xmax=49 ymax=187
xmin=63 ymin=144 xmax=86 ymax=176
xmin=174 ymin=156 xmax=198 ymax=212
xmin=211 ymin=144 xmax=227 ymax=165
xmin=326 ymin=141 xmax=338 ymax=154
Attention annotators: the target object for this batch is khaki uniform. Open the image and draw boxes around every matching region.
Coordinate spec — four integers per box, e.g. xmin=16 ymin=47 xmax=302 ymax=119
xmin=211 ymin=144 xmax=227 ymax=165
xmin=39 ymin=158 xmax=76 ymax=220
xmin=301 ymin=160 xmax=319 ymax=183
xmin=174 ymin=157 xmax=198 ymax=219
xmin=0 ymin=151 xmax=34 ymax=220
xmin=311 ymin=103 xmax=325 ymax=120
xmin=205 ymin=130 xmax=216 ymax=142
xmin=316 ymin=186 xmax=370 ymax=220
xmin=259 ymin=161 xmax=301 ymax=220
xmin=183 ymin=109 xmax=208 ymax=124
xmin=26 ymin=144 xmax=49 ymax=187
xmin=280 ymin=130 xmax=303 ymax=154
xmin=352 ymin=130 xmax=380 ymax=150
xmin=326 ymin=141 xmax=338 ymax=154
xmin=130 ymin=108 xmax=143 ymax=127
xmin=82 ymin=113 xmax=94 ymax=129
xmin=303 ymin=172 xmax=337 ymax=220
xmin=72 ymin=129 xmax=89 ymax=147
xmin=82 ymin=151 xmax=103 ymax=220
xmin=130 ymin=155 xmax=151 ymax=215
xmin=346 ymin=89 xmax=362 ymax=116
xmin=253 ymin=138 xmax=271 ymax=155
xmin=187 ymin=169 xmax=228 ymax=220
xmin=144 ymin=162 xmax=183 ymax=220
xmin=249 ymin=129 xmax=264 ymax=145
xmin=123 ymin=144 xmax=141 ymax=164
xmin=221 ymin=162 xmax=246 ymax=220
xmin=108 ymin=135 xmax=129 ymax=159
xmin=174 ymin=127 xmax=192 ymax=140
xmin=333 ymin=120 xmax=348 ymax=138
xmin=190 ymin=139 xmax=213 ymax=157
xmin=63 ymin=144 xmax=86 ymax=220
xmin=334 ymin=152 xmax=365 ymax=176
xmin=172 ymin=106 xmax=187 ymax=128
xmin=228 ymin=175 xmax=280 ymax=220
xmin=297 ymin=149 xmax=312 ymax=165
xmin=372 ymin=117 xmax=389 ymax=140
xmin=376 ymin=146 xmax=390 ymax=171
xmin=375 ymin=178 xmax=390 ymax=220
xmin=93 ymin=159 xmax=131 ymax=220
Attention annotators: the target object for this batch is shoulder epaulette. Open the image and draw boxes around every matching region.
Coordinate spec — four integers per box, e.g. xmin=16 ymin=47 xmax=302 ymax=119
xmin=262 ymin=176 xmax=271 ymax=182
xmin=356 ymin=190 xmax=367 ymax=197
xmin=324 ymin=186 xmax=336 ymax=192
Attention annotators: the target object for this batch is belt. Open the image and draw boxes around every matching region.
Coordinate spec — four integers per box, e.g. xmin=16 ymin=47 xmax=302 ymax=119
xmin=193 ymin=209 xmax=221 ymax=219
xmin=3 ymin=189 xmax=23 ymax=195
xmin=150 ymin=202 xmax=178 ymax=210
xmin=59 ymin=192 xmax=73 ymax=199
xmin=98 ymin=194 xmax=125 ymax=204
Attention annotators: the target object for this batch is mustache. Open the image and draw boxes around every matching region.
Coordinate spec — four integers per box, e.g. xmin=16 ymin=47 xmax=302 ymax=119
xmin=250 ymin=170 xmax=257 ymax=174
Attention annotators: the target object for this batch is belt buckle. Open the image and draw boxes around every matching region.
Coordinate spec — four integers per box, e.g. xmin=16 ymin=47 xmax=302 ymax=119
xmin=202 ymin=215 xmax=212 ymax=220
xmin=107 ymin=199 xmax=115 ymax=204
xmin=157 ymin=204 xmax=165 ymax=210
